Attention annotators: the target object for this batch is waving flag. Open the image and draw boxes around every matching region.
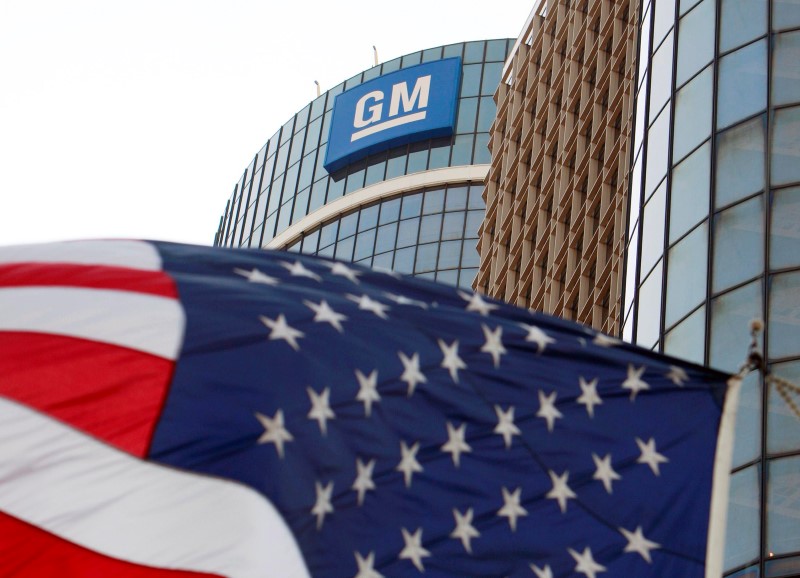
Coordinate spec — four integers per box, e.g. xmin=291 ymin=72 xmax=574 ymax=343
xmin=0 ymin=240 xmax=737 ymax=578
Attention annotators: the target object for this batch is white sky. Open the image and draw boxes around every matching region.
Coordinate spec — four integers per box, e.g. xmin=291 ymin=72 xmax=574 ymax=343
xmin=0 ymin=1 xmax=533 ymax=247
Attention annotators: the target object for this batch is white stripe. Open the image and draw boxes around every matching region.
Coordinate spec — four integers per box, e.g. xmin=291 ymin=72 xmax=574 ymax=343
xmin=0 ymin=240 xmax=162 ymax=271
xmin=350 ymin=111 xmax=427 ymax=141
xmin=0 ymin=396 xmax=310 ymax=578
xmin=0 ymin=287 xmax=184 ymax=360
xmin=705 ymin=376 xmax=741 ymax=578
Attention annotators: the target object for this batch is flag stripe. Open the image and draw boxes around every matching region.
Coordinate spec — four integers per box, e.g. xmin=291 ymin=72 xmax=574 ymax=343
xmin=0 ymin=333 xmax=173 ymax=456
xmin=0 ymin=263 xmax=177 ymax=298
xmin=0 ymin=511 xmax=222 ymax=578
xmin=0 ymin=286 xmax=184 ymax=360
xmin=0 ymin=240 xmax=162 ymax=270
xmin=0 ymin=396 xmax=311 ymax=578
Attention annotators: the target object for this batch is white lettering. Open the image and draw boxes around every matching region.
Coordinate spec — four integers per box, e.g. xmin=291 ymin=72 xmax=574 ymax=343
xmin=389 ymin=75 xmax=431 ymax=117
xmin=353 ymin=90 xmax=384 ymax=128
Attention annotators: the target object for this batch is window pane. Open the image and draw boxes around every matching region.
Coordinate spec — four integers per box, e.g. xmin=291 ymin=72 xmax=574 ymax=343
xmin=386 ymin=147 xmax=407 ymax=179
xmin=353 ymin=229 xmax=376 ymax=261
xmin=773 ymin=30 xmax=800 ymax=107
xmin=414 ymin=243 xmax=438 ymax=273
xmin=645 ymin=107 xmax=671 ymax=196
xmin=430 ymin=138 xmax=451 ymax=171
xmin=468 ymin=185 xmax=485 ymax=209
xmin=477 ymin=96 xmax=496 ymax=132
xmin=301 ymin=230 xmax=320 ymax=254
xmin=335 ymin=236 xmax=354 ymax=261
xmin=461 ymin=64 xmax=482 ymax=98
xmin=338 ymin=212 xmax=358 ymax=239
xmin=393 ymin=246 xmax=415 ymax=274
xmin=419 ymin=214 xmax=443 ymax=243
xmin=653 ymin=0 xmax=677 ymax=47
xmin=720 ymin=0 xmax=767 ymax=53
xmin=724 ymin=466 xmax=761 ymax=571
xmin=709 ymin=280 xmax=763 ymax=372
xmin=771 ymin=186 xmax=800 ymax=269
xmin=438 ymin=240 xmax=463 ymax=269
xmin=451 ymin=135 xmax=475 ymax=166
xmin=717 ymin=40 xmax=768 ymax=130
xmin=379 ymin=198 xmax=401 ymax=225
xmin=372 ymin=252 xmax=393 ymax=271
xmin=461 ymin=241 xmax=480 ymax=268
xmin=768 ymin=455 xmax=800 ymax=556
xmin=458 ymin=268 xmax=477 ymax=289
xmin=676 ymin=0 xmax=715 ymax=87
xmin=375 ymin=222 xmax=398 ymax=253
xmin=364 ymin=155 xmax=386 ymax=187
xmin=649 ymin=33 xmax=674 ymax=122
xmin=481 ymin=62 xmax=502 ymax=96
xmin=772 ymin=106 xmax=800 ymax=186
xmin=713 ymin=195 xmax=765 ymax=293
xmin=715 ymin=115 xmax=766 ymax=208
xmin=358 ymin=205 xmax=379 ymax=231
xmin=456 ymin=97 xmax=478 ymax=134
xmin=436 ymin=269 xmax=459 ymax=286
xmin=445 ymin=186 xmax=468 ymax=211
xmin=774 ymin=0 xmax=800 ymax=30
xmin=673 ymin=65 xmax=713 ymax=162
xmin=768 ymin=360 xmax=800 ymax=454
xmin=396 ymin=218 xmax=419 ymax=248
xmin=464 ymin=41 xmax=484 ymax=64
xmin=423 ymin=189 xmax=445 ymax=215
xmin=635 ymin=263 xmax=663 ymax=348
xmin=407 ymin=142 xmax=429 ymax=173
xmin=465 ymin=210 xmax=484 ymax=238
xmin=318 ymin=221 xmax=338 ymax=249
xmin=665 ymin=222 xmax=708 ymax=327
xmin=442 ymin=212 xmax=466 ymax=240
xmin=731 ymin=371 xmax=761 ymax=468
xmin=640 ymin=180 xmax=667 ymax=274
xmin=769 ymin=270 xmax=800 ymax=359
xmin=401 ymin=193 xmax=423 ymax=218
xmin=474 ymin=133 xmax=491 ymax=164
xmin=664 ymin=304 xmax=705 ymax=362
xmin=670 ymin=141 xmax=710 ymax=242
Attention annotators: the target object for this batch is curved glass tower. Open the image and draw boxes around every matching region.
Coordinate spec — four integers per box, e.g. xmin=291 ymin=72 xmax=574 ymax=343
xmin=625 ymin=1 xmax=800 ymax=576
xmin=215 ymin=39 xmax=513 ymax=289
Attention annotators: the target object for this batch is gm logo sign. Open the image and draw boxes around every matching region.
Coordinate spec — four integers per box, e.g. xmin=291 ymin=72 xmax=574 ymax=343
xmin=324 ymin=57 xmax=461 ymax=173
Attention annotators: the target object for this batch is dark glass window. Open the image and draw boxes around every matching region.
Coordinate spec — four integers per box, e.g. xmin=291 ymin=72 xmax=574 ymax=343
xmin=451 ymin=135 xmax=475 ymax=166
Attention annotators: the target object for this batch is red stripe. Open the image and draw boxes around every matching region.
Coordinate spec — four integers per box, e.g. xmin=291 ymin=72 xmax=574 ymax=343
xmin=0 ymin=511 xmax=222 ymax=578
xmin=0 ymin=333 xmax=174 ymax=457
xmin=0 ymin=263 xmax=177 ymax=298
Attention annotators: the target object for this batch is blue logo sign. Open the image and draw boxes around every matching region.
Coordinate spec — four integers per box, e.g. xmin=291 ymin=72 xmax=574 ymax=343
xmin=324 ymin=58 xmax=462 ymax=173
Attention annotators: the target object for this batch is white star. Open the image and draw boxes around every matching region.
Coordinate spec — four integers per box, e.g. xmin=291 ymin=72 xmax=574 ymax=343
xmin=481 ymin=324 xmax=507 ymax=368
xmin=459 ymin=290 xmax=499 ymax=316
xmin=568 ymin=547 xmax=606 ymax=578
xmin=636 ymin=437 xmax=669 ymax=476
xmin=536 ymin=390 xmax=563 ymax=432
xmin=622 ymin=364 xmax=650 ymax=400
xmin=546 ymin=470 xmax=577 ymax=513
xmin=399 ymin=527 xmax=430 ymax=572
xmin=530 ymin=564 xmax=553 ymax=578
xmin=396 ymin=440 xmax=423 ymax=488
xmin=577 ymin=377 xmax=603 ymax=418
xmin=233 ymin=267 xmax=279 ymax=285
xmin=592 ymin=453 xmax=621 ymax=494
xmin=384 ymin=293 xmax=428 ymax=308
xmin=348 ymin=294 xmax=390 ymax=319
xmin=281 ymin=260 xmax=321 ymax=281
xmin=311 ymin=480 xmax=334 ymax=530
xmin=593 ymin=333 xmax=621 ymax=347
xmin=352 ymin=457 xmax=376 ymax=506
xmin=441 ymin=422 xmax=471 ymax=467
xmin=398 ymin=351 xmax=427 ymax=397
xmin=619 ymin=525 xmax=660 ymax=563
xmin=498 ymin=486 xmax=528 ymax=532
xmin=355 ymin=369 xmax=381 ymax=417
xmin=494 ymin=405 xmax=521 ymax=449
xmin=353 ymin=551 xmax=383 ymax=578
xmin=260 ymin=314 xmax=304 ymax=351
xmin=304 ymin=299 xmax=347 ymax=333
xmin=451 ymin=508 xmax=480 ymax=554
xmin=521 ymin=323 xmax=555 ymax=353
xmin=255 ymin=409 xmax=293 ymax=458
xmin=666 ymin=365 xmax=689 ymax=386
xmin=307 ymin=386 xmax=335 ymax=436
xmin=439 ymin=339 xmax=466 ymax=382
xmin=328 ymin=261 xmax=362 ymax=283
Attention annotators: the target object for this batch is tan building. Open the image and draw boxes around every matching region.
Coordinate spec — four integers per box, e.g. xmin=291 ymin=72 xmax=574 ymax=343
xmin=476 ymin=0 xmax=637 ymax=336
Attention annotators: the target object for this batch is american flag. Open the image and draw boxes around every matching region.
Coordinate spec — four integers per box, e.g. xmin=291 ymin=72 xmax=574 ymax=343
xmin=0 ymin=240 xmax=736 ymax=577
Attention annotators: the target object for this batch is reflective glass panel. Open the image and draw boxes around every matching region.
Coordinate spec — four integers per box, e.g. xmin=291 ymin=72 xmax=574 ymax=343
xmin=665 ymin=222 xmax=708 ymax=327
xmin=673 ymin=65 xmax=713 ymax=162
xmin=375 ymin=223 xmax=398 ymax=253
xmin=640 ymin=180 xmax=667 ymax=275
xmin=358 ymin=204 xmax=379 ymax=231
xmin=353 ymin=229 xmax=376 ymax=261
xmin=636 ymin=262 xmax=663 ymax=348
xmin=452 ymin=135 xmax=475 ymax=166
xmin=769 ymin=270 xmax=800 ymax=360
xmin=715 ymin=115 xmax=766 ymax=208
xmin=437 ymin=269 xmax=459 ymax=286
xmin=723 ymin=0 xmax=765 ymax=52
xmin=477 ymin=97 xmax=496 ymax=133
xmin=676 ymin=0 xmax=714 ymax=87
xmin=465 ymin=210 xmax=484 ymax=238
xmin=407 ymin=142 xmax=429 ymax=173
xmin=717 ymin=40 xmax=768 ymax=130
xmin=442 ymin=212 xmax=466 ymax=240
xmin=456 ymin=98 xmax=478 ymax=134
xmin=396 ymin=218 xmax=420 ymax=248
xmin=772 ymin=106 xmax=800 ymax=186
xmin=767 ymin=456 xmax=800 ymax=556
xmin=645 ymin=107 xmax=671 ymax=196
xmin=379 ymin=198 xmax=401 ymax=224
xmin=680 ymin=0 xmax=701 ymax=14
xmin=774 ymin=0 xmax=800 ymax=30
xmin=335 ymin=236 xmax=354 ymax=261
xmin=393 ymin=246 xmax=415 ymax=274
xmin=723 ymin=466 xmax=761 ymax=571
xmin=338 ymin=212 xmax=358 ymax=240
xmin=461 ymin=243 xmax=480 ymax=268
xmin=438 ymin=240 xmax=463 ymax=269
xmin=771 ymin=186 xmax=800 ymax=269
xmin=731 ymin=371 xmax=762 ymax=468
xmin=649 ymin=33 xmax=674 ymax=120
xmin=653 ymin=0 xmax=677 ymax=47
xmin=474 ymin=133 xmax=491 ymax=164
xmin=401 ymin=194 xmax=423 ymax=219
xmin=423 ymin=189 xmax=445 ymax=214
xmin=712 ymin=195 xmax=765 ymax=293
xmin=461 ymin=64 xmax=482 ymax=98
xmin=445 ymin=186 xmax=468 ymax=211
xmin=664 ymin=304 xmax=705 ymax=363
xmin=768 ymin=360 xmax=800 ymax=454
xmin=709 ymin=280 xmax=763 ymax=372
xmin=773 ymin=30 xmax=800 ymax=106
xmin=428 ymin=138 xmax=451 ymax=170
xmin=386 ymin=148 xmax=407 ymax=179
xmin=468 ymin=185 xmax=485 ymax=209
xmin=415 ymin=243 xmax=438 ymax=273
xmin=486 ymin=39 xmax=508 ymax=62
xmin=481 ymin=63 xmax=502 ymax=95
xmin=419 ymin=214 xmax=443 ymax=243
xmin=670 ymin=141 xmax=710 ymax=242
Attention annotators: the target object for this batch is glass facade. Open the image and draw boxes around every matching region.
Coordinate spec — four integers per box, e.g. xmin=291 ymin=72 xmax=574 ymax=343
xmin=625 ymin=1 xmax=800 ymax=576
xmin=214 ymin=39 xmax=512 ymax=289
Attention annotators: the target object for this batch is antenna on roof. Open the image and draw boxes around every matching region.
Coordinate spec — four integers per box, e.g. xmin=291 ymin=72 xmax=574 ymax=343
xmin=373 ymin=46 xmax=379 ymax=66
xmin=314 ymin=80 xmax=320 ymax=98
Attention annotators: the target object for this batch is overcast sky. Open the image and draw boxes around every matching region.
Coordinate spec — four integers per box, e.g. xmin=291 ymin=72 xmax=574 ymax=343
xmin=0 ymin=1 xmax=533 ymax=247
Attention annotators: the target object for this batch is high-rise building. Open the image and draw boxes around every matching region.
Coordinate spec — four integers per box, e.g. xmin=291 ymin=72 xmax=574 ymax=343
xmin=623 ymin=1 xmax=800 ymax=576
xmin=477 ymin=0 xmax=637 ymax=337
xmin=214 ymin=39 xmax=514 ymax=290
